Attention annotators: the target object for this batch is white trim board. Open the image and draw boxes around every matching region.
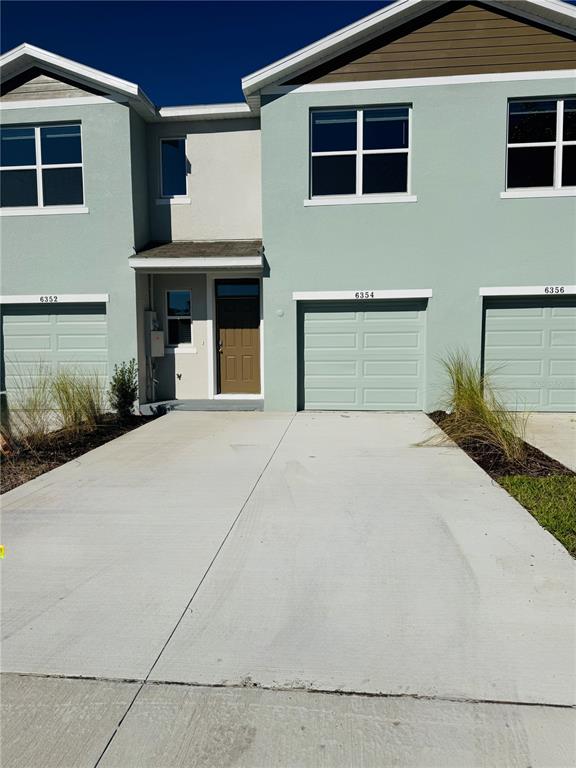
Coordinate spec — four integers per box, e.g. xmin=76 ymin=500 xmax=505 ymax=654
xmin=0 ymin=95 xmax=127 ymax=110
xmin=158 ymin=103 xmax=254 ymax=121
xmin=129 ymin=256 xmax=263 ymax=270
xmin=292 ymin=289 xmax=433 ymax=301
xmin=0 ymin=206 xmax=89 ymax=217
xmin=0 ymin=293 xmax=109 ymax=304
xmin=479 ymin=286 xmax=576 ymax=296
xmin=264 ymin=69 xmax=576 ymax=97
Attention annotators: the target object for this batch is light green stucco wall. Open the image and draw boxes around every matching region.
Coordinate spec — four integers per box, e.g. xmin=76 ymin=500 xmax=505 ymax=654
xmin=1 ymin=100 xmax=139 ymax=378
xmin=261 ymin=77 xmax=576 ymax=411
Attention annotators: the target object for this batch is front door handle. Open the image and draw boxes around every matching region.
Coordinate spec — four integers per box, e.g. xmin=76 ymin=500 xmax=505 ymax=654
xmin=218 ymin=339 xmax=223 ymax=353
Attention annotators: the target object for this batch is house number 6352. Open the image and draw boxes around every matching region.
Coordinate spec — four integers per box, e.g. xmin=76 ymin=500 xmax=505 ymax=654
xmin=39 ymin=295 xmax=58 ymax=303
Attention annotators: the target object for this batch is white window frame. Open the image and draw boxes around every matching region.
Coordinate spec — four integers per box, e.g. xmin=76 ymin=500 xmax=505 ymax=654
xmin=159 ymin=136 xmax=188 ymax=199
xmin=505 ymin=97 xmax=576 ymax=193
xmin=308 ymin=105 xmax=412 ymax=202
xmin=165 ymin=289 xmax=193 ymax=348
xmin=0 ymin=123 xmax=85 ymax=210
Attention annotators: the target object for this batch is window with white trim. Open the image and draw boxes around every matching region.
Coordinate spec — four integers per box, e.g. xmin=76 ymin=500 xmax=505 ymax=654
xmin=0 ymin=123 xmax=84 ymax=208
xmin=507 ymin=98 xmax=576 ymax=190
xmin=166 ymin=290 xmax=192 ymax=345
xmin=310 ymin=106 xmax=410 ymax=198
xmin=160 ymin=137 xmax=187 ymax=197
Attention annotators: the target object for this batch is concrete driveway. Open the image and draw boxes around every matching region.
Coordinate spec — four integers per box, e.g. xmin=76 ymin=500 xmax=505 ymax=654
xmin=2 ymin=411 xmax=575 ymax=767
xmin=524 ymin=412 xmax=576 ymax=472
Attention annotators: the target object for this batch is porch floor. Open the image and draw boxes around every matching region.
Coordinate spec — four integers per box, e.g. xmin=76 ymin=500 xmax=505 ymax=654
xmin=140 ymin=398 xmax=264 ymax=414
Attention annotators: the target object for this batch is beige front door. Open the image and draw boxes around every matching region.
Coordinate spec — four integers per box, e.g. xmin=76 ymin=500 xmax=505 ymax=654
xmin=216 ymin=280 xmax=260 ymax=394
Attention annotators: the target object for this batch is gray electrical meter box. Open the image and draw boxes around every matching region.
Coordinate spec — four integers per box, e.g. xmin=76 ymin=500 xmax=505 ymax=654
xmin=150 ymin=330 xmax=165 ymax=357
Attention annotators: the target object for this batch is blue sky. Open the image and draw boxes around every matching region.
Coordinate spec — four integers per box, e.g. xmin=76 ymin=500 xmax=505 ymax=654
xmin=1 ymin=1 xmax=389 ymax=105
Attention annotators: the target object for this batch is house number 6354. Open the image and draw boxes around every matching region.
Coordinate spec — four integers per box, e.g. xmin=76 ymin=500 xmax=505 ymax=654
xmin=355 ymin=291 xmax=375 ymax=299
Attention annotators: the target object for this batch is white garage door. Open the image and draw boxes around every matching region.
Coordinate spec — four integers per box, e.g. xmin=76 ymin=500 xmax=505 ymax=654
xmin=301 ymin=300 xmax=427 ymax=410
xmin=483 ymin=297 xmax=576 ymax=412
xmin=1 ymin=303 xmax=108 ymax=405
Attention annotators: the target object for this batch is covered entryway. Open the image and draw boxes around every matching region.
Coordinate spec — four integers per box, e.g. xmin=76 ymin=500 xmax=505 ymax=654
xmin=483 ymin=296 xmax=576 ymax=411
xmin=1 ymin=302 xmax=108 ymax=405
xmin=299 ymin=299 xmax=427 ymax=410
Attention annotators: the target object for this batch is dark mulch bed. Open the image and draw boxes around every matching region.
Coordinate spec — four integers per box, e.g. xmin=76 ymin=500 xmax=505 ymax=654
xmin=1 ymin=415 xmax=155 ymax=494
xmin=428 ymin=411 xmax=574 ymax=480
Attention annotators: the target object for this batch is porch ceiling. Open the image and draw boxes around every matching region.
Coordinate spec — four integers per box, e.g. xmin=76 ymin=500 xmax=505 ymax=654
xmin=129 ymin=240 xmax=263 ymax=271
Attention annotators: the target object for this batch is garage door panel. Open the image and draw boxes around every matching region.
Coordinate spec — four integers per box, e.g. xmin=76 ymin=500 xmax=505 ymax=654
xmin=302 ymin=300 xmax=426 ymax=411
xmin=364 ymin=331 xmax=421 ymax=349
xmin=551 ymin=330 xmax=576 ymax=347
xmin=1 ymin=303 xmax=109 ymax=406
xmin=364 ymin=388 xmax=420 ymax=405
xmin=305 ymin=332 xmax=358 ymax=350
xmin=363 ymin=360 xmax=420 ymax=376
xmin=484 ymin=297 xmax=576 ymax=412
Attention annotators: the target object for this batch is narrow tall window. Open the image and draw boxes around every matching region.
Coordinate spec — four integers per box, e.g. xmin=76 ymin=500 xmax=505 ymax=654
xmin=0 ymin=123 xmax=83 ymax=208
xmin=310 ymin=106 xmax=410 ymax=198
xmin=166 ymin=290 xmax=192 ymax=345
xmin=160 ymin=138 xmax=187 ymax=197
xmin=507 ymin=98 xmax=576 ymax=190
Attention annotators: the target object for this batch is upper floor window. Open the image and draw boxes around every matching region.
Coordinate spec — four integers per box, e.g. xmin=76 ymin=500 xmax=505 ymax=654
xmin=160 ymin=137 xmax=187 ymax=197
xmin=507 ymin=98 xmax=576 ymax=190
xmin=310 ymin=106 xmax=410 ymax=198
xmin=0 ymin=123 xmax=84 ymax=208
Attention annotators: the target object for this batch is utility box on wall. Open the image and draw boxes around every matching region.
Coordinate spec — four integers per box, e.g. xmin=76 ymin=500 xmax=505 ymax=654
xmin=150 ymin=331 xmax=165 ymax=358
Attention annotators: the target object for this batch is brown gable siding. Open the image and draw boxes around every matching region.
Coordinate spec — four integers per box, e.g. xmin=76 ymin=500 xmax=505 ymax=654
xmin=0 ymin=68 xmax=102 ymax=101
xmin=289 ymin=3 xmax=576 ymax=84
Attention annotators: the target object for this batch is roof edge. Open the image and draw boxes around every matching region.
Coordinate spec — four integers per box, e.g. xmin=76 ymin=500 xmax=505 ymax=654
xmin=241 ymin=0 xmax=576 ymax=98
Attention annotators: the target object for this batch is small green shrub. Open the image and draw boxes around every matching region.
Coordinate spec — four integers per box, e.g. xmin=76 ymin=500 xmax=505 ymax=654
xmin=430 ymin=350 xmax=527 ymax=464
xmin=108 ymin=359 xmax=138 ymax=420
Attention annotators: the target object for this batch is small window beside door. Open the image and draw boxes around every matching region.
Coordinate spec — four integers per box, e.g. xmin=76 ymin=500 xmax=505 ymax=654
xmin=160 ymin=137 xmax=187 ymax=198
xmin=166 ymin=290 xmax=192 ymax=345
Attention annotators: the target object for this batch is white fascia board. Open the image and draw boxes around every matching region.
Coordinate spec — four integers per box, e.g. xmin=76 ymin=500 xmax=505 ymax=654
xmin=292 ymin=289 xmax=433 ymax=301
xmin=0 ymin=43 xmax=156 ymax=117
xmin=0 ymin=293 xmax=109 ymax=304
xmin=158 ymin=103 xmax=254 ymax=121
xmin=129 ymin=256 xmax=263 ymax=270
xmin=265 ymin=68 xmax=576 ymax=96
xmin=0 ymin=95 xmax=127 ymax=110
xmin=242 ymin=0 xmax=576 ymax=97
xmin=480 ymin=285 xmax=576 ymax=296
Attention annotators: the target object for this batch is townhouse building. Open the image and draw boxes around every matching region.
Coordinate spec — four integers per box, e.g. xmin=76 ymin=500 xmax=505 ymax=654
xmin=1 ymin=0 xmax=575 ymax=413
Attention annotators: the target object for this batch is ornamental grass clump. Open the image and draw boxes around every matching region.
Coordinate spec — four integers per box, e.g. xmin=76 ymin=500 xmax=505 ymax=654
xmin=51 ymin=369 xmax=107 ymax=433
xmin=5 ymin=362 xmax=54 ymax=448
xmin=433 ymin=350 xmax=527 ymax=466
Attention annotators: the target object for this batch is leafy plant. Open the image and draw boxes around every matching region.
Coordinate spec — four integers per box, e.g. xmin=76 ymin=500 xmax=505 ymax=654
xmin=428 ymin=350 xmax=527 ymax=464
xmin=108 ymin=359 xmax=138 ymax=421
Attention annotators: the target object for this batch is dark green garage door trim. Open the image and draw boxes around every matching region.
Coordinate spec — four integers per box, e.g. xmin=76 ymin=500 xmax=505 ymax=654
xmin=482 ymin=296 xmax=576 ymax=412
xmin=297 ymin=299 xmax=428 ymax=411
